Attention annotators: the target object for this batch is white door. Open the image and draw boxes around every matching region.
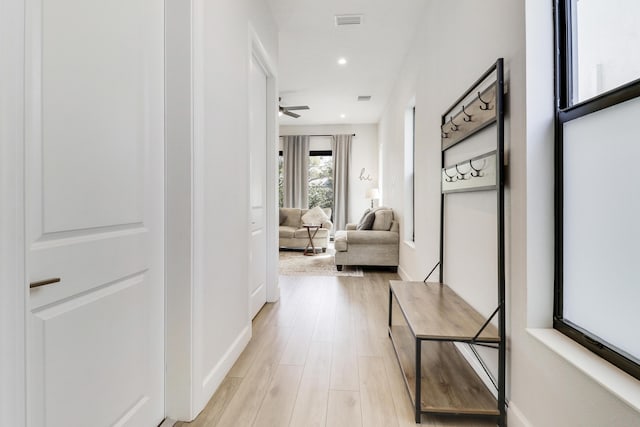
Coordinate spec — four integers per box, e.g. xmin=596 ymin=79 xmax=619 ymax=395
xmin=248 ymin=53 xmax=268 ymax=319
xmin=25 ymin=1 xmax=165 ymax=426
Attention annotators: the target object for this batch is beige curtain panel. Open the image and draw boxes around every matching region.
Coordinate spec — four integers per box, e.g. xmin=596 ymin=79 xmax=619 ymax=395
xmin=331 ymin=134 xmax=352 ymax=231
xmin=282 ymin=135 xmax=310 ymax=209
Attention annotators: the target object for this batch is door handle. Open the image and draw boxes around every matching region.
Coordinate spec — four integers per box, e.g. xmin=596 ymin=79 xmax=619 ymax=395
xmin=30 ymin=277 xmax=60 ymax=289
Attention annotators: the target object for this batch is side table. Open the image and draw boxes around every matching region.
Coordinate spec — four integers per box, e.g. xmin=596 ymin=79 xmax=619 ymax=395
xmin=302 ymin=224 xmax=321 ymax=256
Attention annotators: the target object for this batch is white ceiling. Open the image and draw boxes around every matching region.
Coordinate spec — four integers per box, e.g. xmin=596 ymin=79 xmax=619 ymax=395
xmin=267 ymin=0 xmax=427 ymax=125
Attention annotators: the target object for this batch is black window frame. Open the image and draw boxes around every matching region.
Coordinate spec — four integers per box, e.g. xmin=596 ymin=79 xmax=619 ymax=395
xmin=278 ymin=150 xmax=332 ymax=157
xmin=412 ymin=106 xmax=416 ymax=242
xmin=554 ymin=0 xmax=640 ymax=381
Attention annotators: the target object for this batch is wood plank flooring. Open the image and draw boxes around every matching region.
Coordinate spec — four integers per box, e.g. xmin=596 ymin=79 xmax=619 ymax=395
xmin=176 ymin=271 xmax=495 ymax=427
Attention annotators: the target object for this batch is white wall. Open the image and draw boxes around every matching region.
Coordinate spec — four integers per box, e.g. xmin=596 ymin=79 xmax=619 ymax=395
xmin=280 ymin=124 xmax=379 ymax=223
xmin=379 ymin=0 xmax=519 ymax=303
xmin=165 ymin=0 xmax=278 ymax=420
xmin=379 ymin=0 xmax=640 ymax=426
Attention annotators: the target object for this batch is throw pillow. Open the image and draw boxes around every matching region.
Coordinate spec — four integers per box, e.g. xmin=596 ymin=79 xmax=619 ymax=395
xmin=357 ymin=208 xmax=371 ymax=225
xmin=279 ymin=209 xmax=287 ymax=225
xmin=357 ymin=210 xmax=376 ymax=230
xmin=301 ymin=206 xmax=330 ymax=225
xmin=372 ymin=209 xmax=393 ymax=231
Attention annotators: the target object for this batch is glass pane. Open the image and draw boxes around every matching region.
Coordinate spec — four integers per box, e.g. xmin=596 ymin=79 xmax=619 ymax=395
xmin=573 ymin=0 xmax=640 ymax=104
xmin=308 ymin=155 xmax=333 ymax=211
xmin=562 ymin=97 xmax=640 ymax=361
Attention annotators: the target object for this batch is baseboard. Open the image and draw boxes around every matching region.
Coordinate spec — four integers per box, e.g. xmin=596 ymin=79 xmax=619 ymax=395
xmin=197 ymin=324 xmax=251 ymax=415
xmin=159 ymin=418 xmax=177 ymax=427
xmin=397 ymin=264 xmax=412 ymax=281
xmin=507 ymin=401 xmax=534 ymax=427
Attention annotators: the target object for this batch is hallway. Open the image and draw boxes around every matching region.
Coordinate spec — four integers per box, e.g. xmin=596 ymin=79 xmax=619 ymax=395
xmin=178 ymin=271 xmax=494 ymax=426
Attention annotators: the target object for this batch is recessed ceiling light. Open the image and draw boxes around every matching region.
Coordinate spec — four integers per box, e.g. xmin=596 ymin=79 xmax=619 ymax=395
xmin=337 ymin=57 xmax=347 ymax=66
xmin=340 ymin=113 xmax=346 ymax=119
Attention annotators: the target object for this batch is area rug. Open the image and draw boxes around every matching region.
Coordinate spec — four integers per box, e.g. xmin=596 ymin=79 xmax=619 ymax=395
xmin=279 ymin=248 xmax=363 ymax=277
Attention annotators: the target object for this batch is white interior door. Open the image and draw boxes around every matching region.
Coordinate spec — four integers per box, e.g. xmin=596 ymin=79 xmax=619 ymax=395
xmin=249 ymin=53 xmax=268 ymax=319
xmin=25 ymin=0 xmax=165 ymax=426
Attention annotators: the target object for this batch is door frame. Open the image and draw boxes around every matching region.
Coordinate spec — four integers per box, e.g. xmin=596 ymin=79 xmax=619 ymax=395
xmin=0 ymin=0 xmax=27 ymax=424
xmin=248 ymin=25 xmax=279 ymax=304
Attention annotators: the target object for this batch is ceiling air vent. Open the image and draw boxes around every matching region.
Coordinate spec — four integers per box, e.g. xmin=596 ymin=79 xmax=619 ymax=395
xmin=335 ymin=14 xmax=363 ymax=27
xmin=357 ymin=95 xmax=372 ymax=102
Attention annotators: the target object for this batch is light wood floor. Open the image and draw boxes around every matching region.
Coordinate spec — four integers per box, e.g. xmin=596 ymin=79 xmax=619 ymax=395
xmin=176 ymin=271 xmax=495 ymax=427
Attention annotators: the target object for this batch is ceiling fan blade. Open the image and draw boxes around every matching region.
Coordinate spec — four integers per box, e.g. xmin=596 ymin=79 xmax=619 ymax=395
xmin=283 ymin=110 xmax=300 ymax=118
xmin=283 ymin=105 xmax=309 ymax=111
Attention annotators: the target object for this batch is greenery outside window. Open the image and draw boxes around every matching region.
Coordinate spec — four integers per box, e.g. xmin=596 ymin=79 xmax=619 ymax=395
xmin=278 ymin=150 xmax=333 ymax=211
xmin=307 ymin=151 xmax=333 ymax=211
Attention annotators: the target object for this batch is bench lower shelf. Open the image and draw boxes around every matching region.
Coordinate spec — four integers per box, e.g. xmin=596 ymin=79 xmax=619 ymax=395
xmin=389 ymin=324 xmax=499 ymax=418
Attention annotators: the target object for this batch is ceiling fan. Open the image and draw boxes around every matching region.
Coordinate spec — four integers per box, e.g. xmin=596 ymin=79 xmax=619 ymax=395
xmin=279 ymin=97 xmax=309 ymax=118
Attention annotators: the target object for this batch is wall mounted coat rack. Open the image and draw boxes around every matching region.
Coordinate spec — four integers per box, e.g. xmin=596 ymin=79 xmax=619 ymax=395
xmin=441 ymin=82 xmax=508 ymax=150
xmin=439 ymin=58 xmax=507 ymax=427
xmin=388 ymin=58 xmax=507 ymax=427
xmin=441 ymin=150 xmax=497 ymax=193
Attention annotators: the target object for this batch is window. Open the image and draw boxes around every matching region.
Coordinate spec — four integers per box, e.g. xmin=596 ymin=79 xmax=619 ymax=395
xmin=307 ymin=150 xmax=333 ymax=210
xmin=278 ymin=150 xmax=333 ymax=211
xmin=404 ymin=105 xmax=415 ymax=242
xmin=555 ymin=0 xmax=640 ymax=381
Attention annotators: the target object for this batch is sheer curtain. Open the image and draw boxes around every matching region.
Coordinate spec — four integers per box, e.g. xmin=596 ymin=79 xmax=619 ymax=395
xmin=282 ymin=135 xmax=309 ymax=208
xmin=331 ymin=134 xmax=352 ymax=231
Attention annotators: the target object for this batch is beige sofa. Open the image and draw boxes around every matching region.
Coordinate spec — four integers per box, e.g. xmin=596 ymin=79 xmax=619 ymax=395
xmin=279 ymin=207 xmax=333 ymax=251
xmin=334 ymin=208 xmax=399 ymax=270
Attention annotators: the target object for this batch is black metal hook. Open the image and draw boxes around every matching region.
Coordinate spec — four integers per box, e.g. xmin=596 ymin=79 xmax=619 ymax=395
xmin=455 ymin=163 xmax=470 ymax=180
xmin=443 ymin=167 xmax=456 ymax=182
xmin=478 ymin=91 xmax=491 ymax=110
xmin=449 ymin=116 xmax=459 ymax=131
xmin=469 ymin=158 xmax=486 ymax=177
xmin=462 ymin=105 xmax=472 ymax=122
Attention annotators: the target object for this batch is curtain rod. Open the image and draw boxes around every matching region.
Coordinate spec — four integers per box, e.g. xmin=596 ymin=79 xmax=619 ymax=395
xmin=279 ymin=134 xmax=356 ymax=137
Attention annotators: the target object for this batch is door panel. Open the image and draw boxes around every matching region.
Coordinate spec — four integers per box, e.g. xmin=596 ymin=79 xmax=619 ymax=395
xmin=249 ymin=54 xmax=267 ymax=319
xmin=26 ymin=0 xmax=164 ymax=425
xmin=31 ymin=275 xmax=152 ymax=426
xmin=41 ymin=0 xmax=147 ymax=233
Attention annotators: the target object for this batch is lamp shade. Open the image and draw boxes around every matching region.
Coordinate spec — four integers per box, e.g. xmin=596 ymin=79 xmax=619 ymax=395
xmin=366 ymin=188 xmax=380 ymax=199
